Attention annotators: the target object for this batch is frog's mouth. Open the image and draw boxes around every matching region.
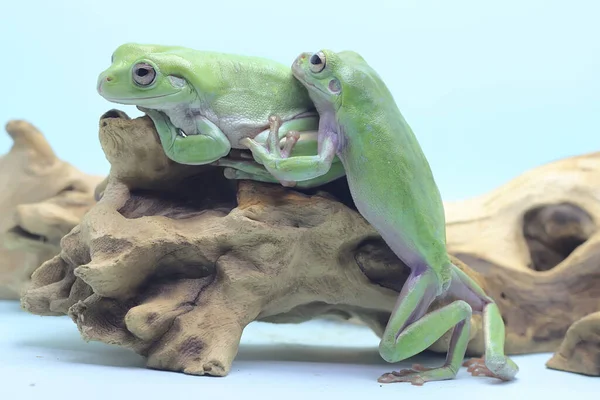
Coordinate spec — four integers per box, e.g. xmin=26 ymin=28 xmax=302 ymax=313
xmin=101 ymin=92 xmax=181 ymax=104
xmin=292 ymin=66 xmax=329 ymax=98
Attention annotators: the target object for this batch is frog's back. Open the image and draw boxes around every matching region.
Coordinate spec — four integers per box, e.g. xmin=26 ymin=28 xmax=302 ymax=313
xmin=160 ymin=46 xmax=315 ymax=120
xmin=338 ymin=65 xmax=448 ymax=269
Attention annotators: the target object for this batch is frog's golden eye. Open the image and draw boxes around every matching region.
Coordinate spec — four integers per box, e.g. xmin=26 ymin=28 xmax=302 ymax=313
xmin=132 ymin=62 xmax=156 ymax=86
xmin=309 ymin=52 xmax=326 ymax=73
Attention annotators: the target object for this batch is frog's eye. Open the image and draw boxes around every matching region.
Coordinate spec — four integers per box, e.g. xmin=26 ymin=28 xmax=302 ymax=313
xmin=309 ymin=52 xmax=326 ymax=73
xmin=132 ymin=62 xmax=156 ymax=86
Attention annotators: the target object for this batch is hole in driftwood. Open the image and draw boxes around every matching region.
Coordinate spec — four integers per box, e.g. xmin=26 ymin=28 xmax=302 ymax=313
xmin=354 ymin=237 xmax=410 ymax=292
xmin=522 ymin=202 xmax=596 ymax=272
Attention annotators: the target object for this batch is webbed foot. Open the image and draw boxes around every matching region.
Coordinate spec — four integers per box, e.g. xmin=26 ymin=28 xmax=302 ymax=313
xmin=240 ymin=115 xmax=298 ymax=187
xmin=279 ymin=130 xmax=300 ymax=158
xmin=378 ymin=364 xmax=457 ymax=386
xmin=463 ymin=356 xmax=518 ymax=381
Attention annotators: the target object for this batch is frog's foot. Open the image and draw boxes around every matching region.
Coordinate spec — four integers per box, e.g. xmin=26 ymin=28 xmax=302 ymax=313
xmin=262 ymin=115 xmax=299 ymax=160
xmin=266 ymin=115 xmax=284 ymax=156
xmin=280 ymin=130 xmax=301 ymax=158
xmin=462 ymin=357 xmax=518 ymax=381
xmin=240 ymin=116 xmax=283 ymax=162
xmin=239 ymin=116 xmax=301 ymax=186
xmin=378 ymin=364 xmax=457 ymax=386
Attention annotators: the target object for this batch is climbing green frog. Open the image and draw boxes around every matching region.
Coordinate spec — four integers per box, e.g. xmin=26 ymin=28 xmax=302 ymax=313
xmin=242 ymin=49 xmax=519 ymax=385
xmin=96 ymin=43 xmax=345 ymax=188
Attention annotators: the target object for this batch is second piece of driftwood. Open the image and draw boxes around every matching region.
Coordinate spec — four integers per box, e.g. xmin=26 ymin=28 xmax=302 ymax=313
xmin=0 ymin=120 xmax=103 ymax=299
xmin=445 ymin=151 xmax=600 ymax=376
xmin=546 ymin=311 xmax=600 ymax=376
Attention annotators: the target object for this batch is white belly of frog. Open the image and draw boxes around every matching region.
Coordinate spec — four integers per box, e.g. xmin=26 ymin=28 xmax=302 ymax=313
xmin=157 ymin=105 xmax=263 ymax=148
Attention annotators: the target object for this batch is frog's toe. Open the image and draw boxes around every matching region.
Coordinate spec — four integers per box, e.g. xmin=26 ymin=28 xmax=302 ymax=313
xmin=281 ymin=130 xmax=301 ymax=158
xmin=462 ymin=358 xmax=481 ymax=369
xmin=463 ymin=356 xmax=518 ymax=381
xmin=378 ymin=371 xmax=425 ymax=386
xmin=268 ymin=114 xmax=283 ymax=126
xmin=377 ymin=364 xmax=439 ymax=386
xmin=223 ymin=167 xmax=237 ymax=180
xmin=279 ymin=179 xmax=297 ymax=188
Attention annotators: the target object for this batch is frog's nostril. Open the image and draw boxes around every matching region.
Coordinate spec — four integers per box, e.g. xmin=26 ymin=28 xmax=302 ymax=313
xmin=106 ymin=76 xmax=113 ymax=82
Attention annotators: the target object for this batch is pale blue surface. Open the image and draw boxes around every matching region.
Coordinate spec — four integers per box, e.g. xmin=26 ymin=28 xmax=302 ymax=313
xmin=1 ymin=301 xmax=597 ymax=400
xmin=1 ymin=0 xmax=599 ymax=201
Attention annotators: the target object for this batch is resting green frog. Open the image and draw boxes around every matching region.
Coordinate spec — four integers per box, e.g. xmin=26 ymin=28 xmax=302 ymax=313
xmin=96 ymin=43 xmax=345 ymax=188
xmin=242 ymin=49 xmax=519 ymax=385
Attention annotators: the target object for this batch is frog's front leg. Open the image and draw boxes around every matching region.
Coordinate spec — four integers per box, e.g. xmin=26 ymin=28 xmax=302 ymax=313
xmin=241 ymin=115 xmax=337 ymax=184
xmin=140 ymin=107 xmax=231 ymax=165
xmin=377 ymin=269 xmax=473 ymax=386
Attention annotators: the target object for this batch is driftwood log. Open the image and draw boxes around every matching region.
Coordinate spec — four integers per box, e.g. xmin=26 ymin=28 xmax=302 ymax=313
xmin=445 ymin=152 xmax=600 ymax=376
xmin=0 ymin=120 xmax=103 ymax=299
xmin=21 ymin=111 xmax=600 ymax=378
xmin=546 ymin=311 xmax=600 ymax=376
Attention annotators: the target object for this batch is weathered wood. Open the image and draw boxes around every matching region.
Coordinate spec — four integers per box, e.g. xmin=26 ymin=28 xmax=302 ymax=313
xmin=21 ymin=112 xmax=600 ymax=378
xmin=445 ymin=152 xmax=600 ymax=374
xmin=0 ymin=120 xmax=102 ymax=299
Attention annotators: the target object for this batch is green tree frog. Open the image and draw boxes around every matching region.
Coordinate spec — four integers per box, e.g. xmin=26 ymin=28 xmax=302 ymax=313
xmin=96 ymin=43 xmax=345 ymax=188
xmin=242 ymin=49 xmax=519 ymax=385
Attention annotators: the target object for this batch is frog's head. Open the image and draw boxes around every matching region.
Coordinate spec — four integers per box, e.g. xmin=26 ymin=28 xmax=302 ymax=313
xmin=97 ymin=43 xmax=195 ymax=108
xmin=292 ymin=49 xmax=385 ymax=114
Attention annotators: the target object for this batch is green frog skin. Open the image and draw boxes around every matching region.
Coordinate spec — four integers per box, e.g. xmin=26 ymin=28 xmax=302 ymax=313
xmin=96 ymin=43 xmax=345 ymax=188
xmin=241 ymin=49 xmax=519 ymax=385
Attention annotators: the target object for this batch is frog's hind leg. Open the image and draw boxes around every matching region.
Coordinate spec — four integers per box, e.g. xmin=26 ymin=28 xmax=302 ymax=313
xmin=377 ymin=268 xmax=473 ymax=386
xmin=451 ymin=267 xmax=519 ymax=381
xmin=216 ymin=155 xmax=295 ymax=187
xmin=222 ymin=165 xmax=282 ymax=185
xmin=220 ymin=160 xmax=346 ymax=189
xmin=217 ymin=158 xmax=277 ymax=180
